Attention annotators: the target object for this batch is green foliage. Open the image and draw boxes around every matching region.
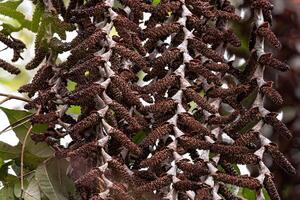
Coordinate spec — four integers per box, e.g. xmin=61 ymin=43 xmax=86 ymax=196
xmin=0 ymin=107 xmax=75 ymax=199
xmin=35 ymin=158 xmax=75 ymax=200
xmin=133 ymin=130 xmax=146 ymax=144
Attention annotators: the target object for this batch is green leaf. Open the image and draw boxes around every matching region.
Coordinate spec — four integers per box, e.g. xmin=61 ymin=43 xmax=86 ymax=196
xmin=239 ymin=188 xmax=256 ymax=200
xmin=0 ymin=5 xmax=31 ymax=30
xmin=66 ymin=106 xmax=81 ymax=115
xmin=66 ymin=80 xmax=77 ymax=92
xmin=14 ymin=176 xmax=41 ymax=200
xmin=0 ymin=0 xmax=23 ymax=10
xmin=263 ymin=188 xmax=271 ymax=200
xmin=0 ymin=142 xmax=20 ymax=160
xmin=0 ymin=186 xmax=16 ymax=200
xmin=24 ymin=178 xmax=41 ymax=200
xmin=0 ymin=107 xmax=53 ymax=158
xmin=35 ymin=158 xmax=75 ymax=200
xmin=152 ymin=0 xmax=160 ymax=6
xmin=133 ymin=130 xmax=146 ymax=144
xmin=31 ymin=1 xmax=44 ymax=33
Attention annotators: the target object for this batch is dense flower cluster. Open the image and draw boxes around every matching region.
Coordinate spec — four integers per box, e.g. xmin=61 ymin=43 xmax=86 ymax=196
xmin=1 ymin=0 xmax=295 ymax=199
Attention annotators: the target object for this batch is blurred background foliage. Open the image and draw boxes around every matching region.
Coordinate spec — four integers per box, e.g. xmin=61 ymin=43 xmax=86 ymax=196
xmin=0 ymin=0 xmax=299 ymax=199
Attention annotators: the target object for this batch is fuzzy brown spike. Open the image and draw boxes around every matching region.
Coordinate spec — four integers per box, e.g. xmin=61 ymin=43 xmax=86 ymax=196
xmin=184 ymin=88 xmax=217 ymax=113
xmin=140 ymin=148 xmax=173 ymax=167
xmin=264 ymin=112 xmax=292 ymax=140
xmin=188 ymin=38 xmax=226 ymax=63
xmin=208 ymin=111 xmax=239 ymax=125
xmin=109 ymin=128 xmax=142 ymax=155
xmin=258 ymin=53 xmax=290 ymax=72
xmin=225 ymin=107 xmax=261 ymax=139
xmin=0 ymin=58 xmax=21 ymax=75
xmin=113 ymin=45 xmax=149 ymax=73
xmin=144 ymin=23 xmax=182 ymax=40
xmin=260 ymin=81 xmax=283 ymax=106
xmin=264 ymin=174 xmax=281 ymax=200
xmin=135 ymin=175 xmax=172 ymax=193
xmin=141 ymin=123 xmax=173 ymax=148
xmin=179 ymin=136 xmax=252 ymax=154
xmin=178 ymin=113 xmax=210 ymax=136
xmin=266 ymin=144 xmax=296 ymax=175
xmin=213 ymin=173 xmax=261 ymax=189
xmin=257 ymin=22 xmax=281 ymax=48
xmin=109 ymin=101 xmax=142 ymax=131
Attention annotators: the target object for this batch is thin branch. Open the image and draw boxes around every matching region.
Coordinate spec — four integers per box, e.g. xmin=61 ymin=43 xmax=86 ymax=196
xmin=20 ymin=125 xmax=33 ymax=199
xmin=0 ymin=93 xmax=31 ymax=103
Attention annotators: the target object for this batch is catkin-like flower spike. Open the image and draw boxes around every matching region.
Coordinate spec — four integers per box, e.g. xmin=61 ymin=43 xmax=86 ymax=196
xmin=215 ymin=10 xmax=241 ymax=21
xmin=19 ymin=64 xmax=53 ymax=94
xmin=108 ymin=159 xmax=133 ymax=184
xmin=113 ymin=45 xmax=149 ymax=73
xmin=109 ymin=101 xmax=142 ymax=131
xmin=188 ymin=38 xmax=226 ymax=63
xmin=257 ymin=22 xmax=281 ymax=48
xmin=218 ymin=183 xmax=242 ymax=200
xmin=266 ymin=144 xmax=296 ymax=175
xmin=195 ymin=187 xmax=213 ymax=200
xmin=110 ymin=76 xmax=141 ymax=106
xmin=24 ymin=90 xmax=55 ymax=109
xmin=234 ymin=131 xmax=260 ymax=147
xmin=141 ymin=123 xmax=173 ymax=148
xmin=174 ymin=180 xmax=205 ymax=191
xmin=114 ymin=15 xmax=141 ymax=35
xmin=140 ymin=148 xmax=173 ymax=167
xmin=264 ymin=112 xmax=292 ymax=140
xmin=31 ymin=112 xmax=58 ymax=124
xmin=0 ymin=58 xmax=21 ymax=74
xmin=264 ymin=174 xmax=280 ymax=200
xmin=203 ymin=60 xmax=230 ymax=72
xmin=144 ymin=23 xmax=182 ymax=40
xmin=207 ymin=110 xmax=239 ymax=125
xmin=213 ymin=173 xmax=261 ymax=189
xmin=67 ymin=141 xmax=98 ymax=158
xmin=176 ymin=159 xmax=210 ymax=176
xmin=251 ymin=0 xmax=273 ymax=11
xmin=184 ymin=88 xmax=217 ymax=113
xmin=186 ymin=0 xmax=216 ymax=19
xmin=65 ymin=84 xmax=103 ymax=105
xmin=224 ymin=29 xmax=241 ymax=47
xmin=207 ymin=84 xmax=250 ymax=98
xmin=135 ymin=175 xmax=172 ymax=193
xmin=187 ymin=59 xmax=221 ymax=85
xmin=260 ymin=81 xmax=283 ymax=106
xmin=179 ymin=136 xmax=252 ymax=154
xmin=74 ymin=168 xmax=103 ymax=187
xmin=225 ymin=107 xmax=261 ymax=139
xmin=221 ymin=153 xmax=260 ymax=165
xmin=70 ymin=28 xmax=105 ymax=58
xmin=25 ymin=47 xmax=47 ymax=70
xmin=141 ymin=99 xmax=177 ymax=114
xmin=110 ymin=184 xmax=135 ymax=200
xmin=69 ymin=2 xmax=107 ymax=17
xmin=143 ymin=75 xmax=179 ymax=94
xmin=67 ymin=56 xmax=103 ymax=77
xmin=68 ymin=112 xmax=101 ymax=139
xmin=258 ymin=53 xmax=290 ymax=72
xmin=131 ymin=33 xmax=147 ymax=56
xmin=49 ymin=37 xmax=72 ymax=53
xmin=109 ymin=128 xmax=142 ymax=155
xmin=147 ymin=48 xmax=182 ymax=77
xmin=178 ymin=113 xmax=210 ymax=136
xmin=220 ymin=160 xmax=240 ymax=176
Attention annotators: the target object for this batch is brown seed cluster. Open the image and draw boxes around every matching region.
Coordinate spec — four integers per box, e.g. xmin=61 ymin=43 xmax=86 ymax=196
xmin=0 ymin=0 xmax=293 ymax=199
